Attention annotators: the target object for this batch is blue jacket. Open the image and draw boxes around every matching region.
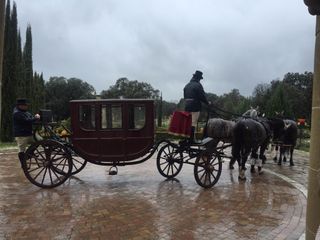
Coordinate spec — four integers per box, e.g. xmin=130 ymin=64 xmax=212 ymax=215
xmin=183 ymin=78 xmax=209 ymax=112
xmin=13 ymin=107 xmax=36 ymax=137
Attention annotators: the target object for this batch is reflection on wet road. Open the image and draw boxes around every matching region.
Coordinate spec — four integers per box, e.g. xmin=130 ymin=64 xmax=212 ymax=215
xmin=0 ymin=150 xmax=306 ymax=239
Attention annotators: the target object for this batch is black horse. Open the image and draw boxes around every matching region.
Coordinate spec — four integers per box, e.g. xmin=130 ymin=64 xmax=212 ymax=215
xmin=273 ymin=119 xmax=298 ymax=166
xmin=231 ymin=117 xmax=284 ymax=180
xmin=203 ymin=118 xmax=235 ymax=148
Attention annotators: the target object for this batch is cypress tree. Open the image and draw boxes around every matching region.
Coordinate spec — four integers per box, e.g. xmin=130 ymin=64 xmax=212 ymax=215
xmin=0 ymin=0 xmax=11 ymax=141
xmin=23 ymin=24 xmax=33 ymax=107
xmin=32 ymin=71 xmax=45 ymax=113
xmin=16 ymin=29 xmax=25 ymax=98
xmin=1 ymin=0 xmax=18 ymax=141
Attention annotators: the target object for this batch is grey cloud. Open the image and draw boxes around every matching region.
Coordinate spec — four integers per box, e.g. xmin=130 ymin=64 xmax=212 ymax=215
xmin=15 ymin=0 xmax=315 ymax=101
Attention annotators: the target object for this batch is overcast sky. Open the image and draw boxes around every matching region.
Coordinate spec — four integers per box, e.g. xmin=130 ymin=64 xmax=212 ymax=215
xmin=14 ymin=0 xmax=316 ymax=101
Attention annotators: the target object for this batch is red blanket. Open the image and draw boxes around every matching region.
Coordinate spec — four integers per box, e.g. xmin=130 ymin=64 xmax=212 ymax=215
xmin=168 ymin=111 xmax=191 ymax=138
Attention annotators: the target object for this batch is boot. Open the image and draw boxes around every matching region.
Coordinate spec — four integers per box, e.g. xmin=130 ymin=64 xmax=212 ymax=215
xmin=189 ymin=126 xmax=195 ymax=143
xmin=189 ymin=126 xmax=200 ymax=144
xmin=18 ymin=152 xmax=25 ymax=168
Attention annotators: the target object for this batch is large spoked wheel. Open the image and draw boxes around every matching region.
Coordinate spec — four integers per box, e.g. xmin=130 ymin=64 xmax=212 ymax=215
xmin=194 ymin=151 xmax=222 ymax=188
xmin=23 ymin=140 xmax=73 ymax=188
xmin=157 ymin=143 xmax=183 ymax=178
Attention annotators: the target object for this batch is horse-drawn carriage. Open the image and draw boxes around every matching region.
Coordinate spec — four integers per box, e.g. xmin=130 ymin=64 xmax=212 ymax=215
xmin=21 ymin=99 xmax=223 ymax=189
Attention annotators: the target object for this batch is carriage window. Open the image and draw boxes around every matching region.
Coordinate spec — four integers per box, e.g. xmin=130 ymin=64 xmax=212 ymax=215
xmin=128 ymin=105 xmax=146 ymax=129
xmin=79 ymin=105 xmax=95 ymax=130
xmin=101 ymin=105 xmax=122 ymax=129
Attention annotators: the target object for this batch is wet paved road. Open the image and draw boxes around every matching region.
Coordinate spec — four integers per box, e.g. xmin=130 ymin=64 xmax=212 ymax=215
xmin=0 ymin=148 xmax=315 ymax=240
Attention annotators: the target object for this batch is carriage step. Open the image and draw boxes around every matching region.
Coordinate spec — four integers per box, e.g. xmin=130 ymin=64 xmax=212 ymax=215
xmin=108 ymin=166 xmax=118 ymax=175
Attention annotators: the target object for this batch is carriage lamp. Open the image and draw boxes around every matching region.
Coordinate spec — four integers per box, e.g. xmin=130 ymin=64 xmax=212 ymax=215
xmin=304 ymin=0 xmax=320 ymax=15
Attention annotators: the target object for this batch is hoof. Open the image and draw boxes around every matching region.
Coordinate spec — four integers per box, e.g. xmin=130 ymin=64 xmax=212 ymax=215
xmin=260 ymin=155 xmax=266 ymax=161
xmin=250 ymin=166 xmax=256 ymax=173
xmin=290 ymin=163 xmax=294 ymax=166
xmin=238 ymin=175 xmax=246 ymax=181
xmin=273 ymin=157 xmax=277 ymax=162
xmin=278 ymin=162 xmax=282 ymax=166
xmin=258 ymin=167 xmax=263 ymax=175
xmin=229 ymin=163 xmax=234 ymax=170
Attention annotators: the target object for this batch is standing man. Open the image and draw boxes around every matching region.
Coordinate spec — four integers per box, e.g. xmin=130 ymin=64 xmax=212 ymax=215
xmin=13 ymin=98 xmax=40 ymax=167
xmin=183 ymin=70 xmax=209 ymax=143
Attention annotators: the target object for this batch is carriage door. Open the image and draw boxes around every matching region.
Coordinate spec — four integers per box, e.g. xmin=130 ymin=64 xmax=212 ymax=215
xmin=73 ymin=104 xmax=100 ymax=160
xmin=99 ymin=104 xmax=126 ymax=161
xmin=126 ymin=103 xmax=153 ymax=160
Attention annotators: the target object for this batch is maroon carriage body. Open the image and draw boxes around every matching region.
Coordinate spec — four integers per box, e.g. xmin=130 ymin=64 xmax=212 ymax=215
xmin=70 ymin=99 xmax=154 ymax=163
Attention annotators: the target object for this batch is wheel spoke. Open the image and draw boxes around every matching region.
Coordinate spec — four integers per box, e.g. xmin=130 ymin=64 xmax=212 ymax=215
xmin=27 ymin=165 xmax=44 ymax=173
xmin=48 ymin=167 xmax=54 ymax=185
xmin=208 ymin=171 xmax=213 ymax=184
xmin=157 ymin=144 xmax=183 ymax=179
xmin=51 ymin=166 xmax=63 ymax=182
xmin=162 ymin=162 xmax=170 ymax=173
xmin=210 ymin=171 xmax=217 ymax=181
xmin=41 ymin=167 xmax=48 ymax=185
xmin=199 ymin=170 xmax=206 ymax=182
xmin=50 ymin=148 xmax=60 ymax=160
xmin=73 ymin=158 xmax=83 ymax=165
xmin=32 ymin=166 xmax=46 ymax=181
xmin=173 ymin=163 xmax=179 ymax=171
xmin=35 ymin=148 xmax=46 ymax=160
xmin=159 ymin=160 xmax=168 ymax=166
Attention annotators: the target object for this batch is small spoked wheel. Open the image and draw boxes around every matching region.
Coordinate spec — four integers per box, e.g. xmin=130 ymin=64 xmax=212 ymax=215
xmin=157 ymin=143 xmax=183 ymax=178
xmin=194 ymin=151 xmax=222 ymax=188
xmin=23 ymin=140 xmax=73 ymax=188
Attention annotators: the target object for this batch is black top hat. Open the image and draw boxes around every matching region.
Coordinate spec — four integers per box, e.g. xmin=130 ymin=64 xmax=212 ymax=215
xmin=193 ymin=70 xmax=203 ymax=79
xmin=16 ymin=98 xmax=29 ymax=105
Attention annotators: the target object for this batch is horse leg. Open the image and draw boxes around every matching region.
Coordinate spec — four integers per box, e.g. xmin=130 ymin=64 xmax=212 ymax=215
xmin=273 ymin=144 xmax=278 ymax=162
xmin=229 ymin=157 xmax=235 ymax=169
xmin=283 ymin=147 xmax=287 ymax=162
xmin=289 ymin=146 xmax=294 ymax=166
xmin=238 ymin=148 xmax=250 ymax=180
xmin=259 ymin=145 xmax=267 ymax=164
xmin=231 ymin=144 xmax=241 ymax=170
xmin=278 ymin=146 xmax=284 ymax=165
xmin=250 ymin=149 xmax=258 ymax=173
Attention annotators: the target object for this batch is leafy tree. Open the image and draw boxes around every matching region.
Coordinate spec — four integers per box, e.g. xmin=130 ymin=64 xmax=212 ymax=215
xmin=162 ymin=100 xmax=177 ymax=117
xmin=266 ymin=82 xmax=293 ymax=118
xmin=283 ymin=72 xmax=312 ymax=120
xmin=252 ymin=83 xmax=271 ymax=114
xmin=45 ymin=77 xmax=95 ymax=120
xmin=216 ymin=89 xmax=251 ymax=119
xmin=101 ymin=78 xmax=160 ymax=99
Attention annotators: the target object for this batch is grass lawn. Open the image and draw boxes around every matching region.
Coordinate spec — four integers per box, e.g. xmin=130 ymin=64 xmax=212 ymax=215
xmin=0 ymin=141 xmax=17 ymax=149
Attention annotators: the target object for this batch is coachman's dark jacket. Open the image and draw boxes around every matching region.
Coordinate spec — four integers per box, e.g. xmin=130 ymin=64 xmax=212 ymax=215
xmin=13 ymin=107 xmax=37 ymax=137
xmin=183 ymin=78 xmax=209 ymax=112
